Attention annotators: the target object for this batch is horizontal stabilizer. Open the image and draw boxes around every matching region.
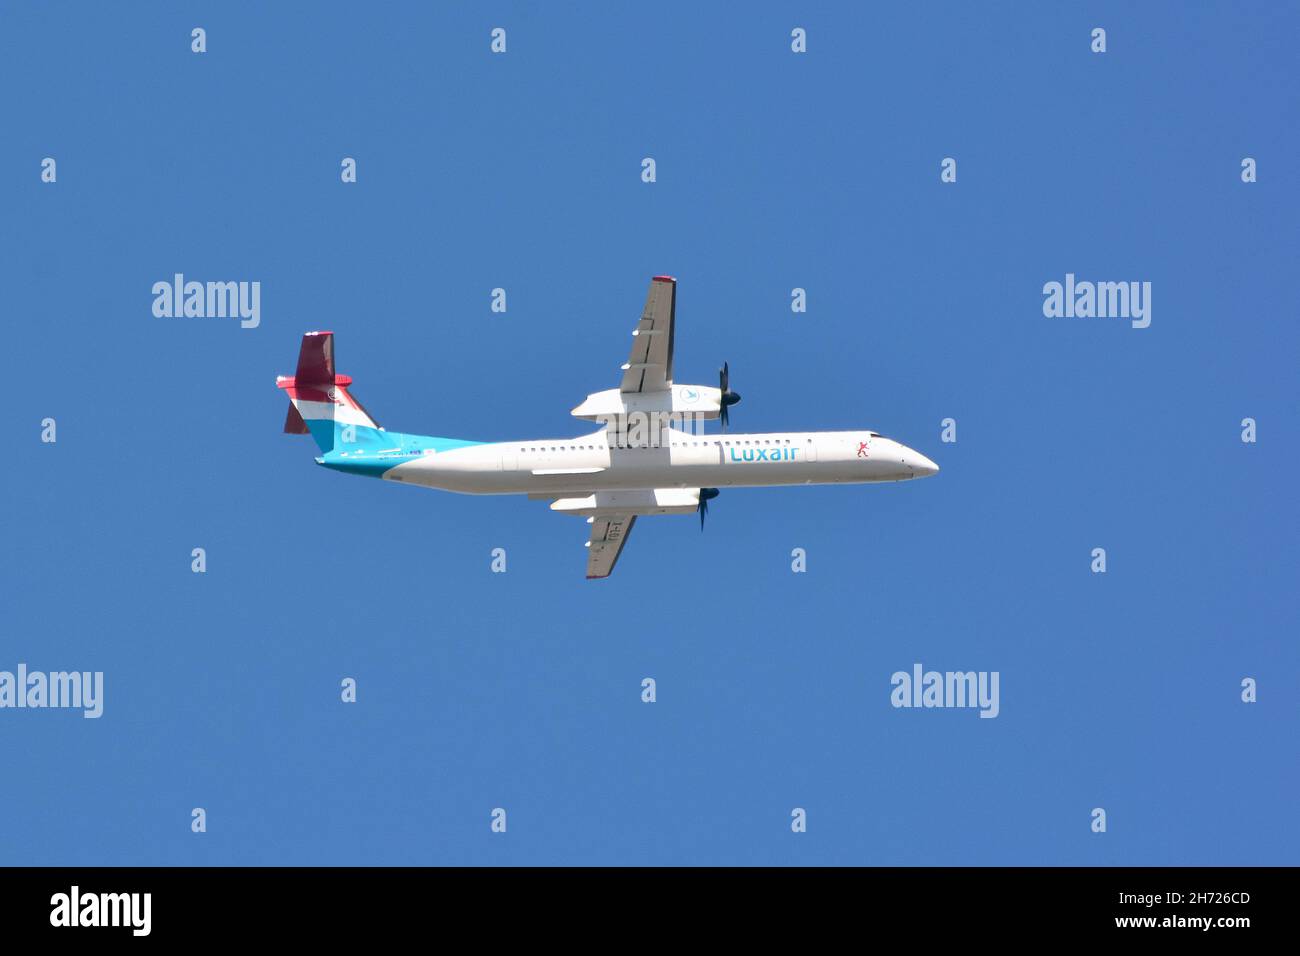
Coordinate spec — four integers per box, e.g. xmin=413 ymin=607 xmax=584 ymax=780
xmin=283 ymin=401 xmax=310 ymax=434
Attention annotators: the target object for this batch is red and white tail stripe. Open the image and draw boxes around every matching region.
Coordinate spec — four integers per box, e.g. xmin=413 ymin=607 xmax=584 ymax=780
xmin=277 ymin=331 xmax=379 ymax=432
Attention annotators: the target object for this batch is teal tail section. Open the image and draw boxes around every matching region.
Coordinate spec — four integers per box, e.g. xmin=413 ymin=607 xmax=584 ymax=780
xmin=278 ymin=331 xmax=482 ymax=476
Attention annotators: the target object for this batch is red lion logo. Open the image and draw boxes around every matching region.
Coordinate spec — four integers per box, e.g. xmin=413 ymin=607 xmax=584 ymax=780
xmin=857 ymin=441 xmax=870 ymax=458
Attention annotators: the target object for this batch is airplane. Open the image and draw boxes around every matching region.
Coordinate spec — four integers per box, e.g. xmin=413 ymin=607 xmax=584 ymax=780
xmin=277 ymin=276 xmax=939 ymax=578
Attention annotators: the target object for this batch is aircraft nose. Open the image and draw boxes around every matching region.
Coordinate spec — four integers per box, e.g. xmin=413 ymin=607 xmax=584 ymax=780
xmin=907 ymin=449 xmax=940 ymax=478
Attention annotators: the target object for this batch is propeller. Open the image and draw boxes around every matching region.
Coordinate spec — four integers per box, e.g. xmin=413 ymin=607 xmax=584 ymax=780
xmin=718 ymin=362 xmax=741 ymax=431
xmin=698 ymin=487 xmax=720 ymax=530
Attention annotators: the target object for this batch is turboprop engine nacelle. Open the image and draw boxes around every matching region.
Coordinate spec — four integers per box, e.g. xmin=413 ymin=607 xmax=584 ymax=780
xmin=571 ymin=384 xmax=722 ymax=423
xmin=550 ymin=488 xmax=702 ymax=517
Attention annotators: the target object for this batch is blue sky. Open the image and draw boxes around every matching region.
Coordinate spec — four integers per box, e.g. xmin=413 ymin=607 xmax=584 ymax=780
xmin=2 ymin=2 xmax=1296 ymax=865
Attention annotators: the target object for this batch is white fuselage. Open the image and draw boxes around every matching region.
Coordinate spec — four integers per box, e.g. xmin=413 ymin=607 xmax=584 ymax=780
xmin=384 ymin=429 xmax=939 ymax=496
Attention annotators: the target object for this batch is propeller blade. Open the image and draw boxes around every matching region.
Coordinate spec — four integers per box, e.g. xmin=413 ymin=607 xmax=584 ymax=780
xmin=718 ymin=362 xmax=740 ymax=432
xmin=698 ymin=487 xmax=719 ymax=530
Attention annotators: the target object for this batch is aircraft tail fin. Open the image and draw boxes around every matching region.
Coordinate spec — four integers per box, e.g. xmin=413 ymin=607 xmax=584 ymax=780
xmin=276 ymin=331 xmax=385 ymax=455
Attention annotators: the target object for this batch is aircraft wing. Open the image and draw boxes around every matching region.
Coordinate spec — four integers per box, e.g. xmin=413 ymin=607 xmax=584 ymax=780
xmin=586 ymin=514 xmax=637 ymax=579
xmin=619 ymin=276 xmax=676 ymax=393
